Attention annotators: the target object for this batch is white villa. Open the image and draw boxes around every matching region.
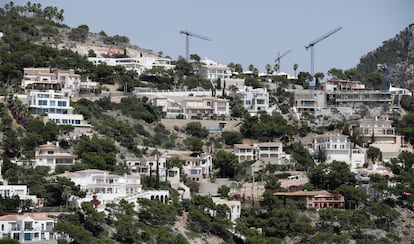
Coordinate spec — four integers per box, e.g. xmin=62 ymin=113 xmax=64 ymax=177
xmin=57 ymin=169 xmax=169 ymax=211
xmin=0 ymin=184 xmax=39 ymax=206
xmin=0 ymin=213 xmax=56 ymax=243
xmin=27 ymin=90 xmax=90 ymax=128
xmin=88 ymin=55 xmax=174 ymax=75
xmin=198 ymin=58 xmax=232 ymax=81
xmin=236 ymin=86 xmax=277 ymax=115
xmin=211 ymin=197 xmax=241 ymax=223
xmin=34 ymin=143 xmax=75 ymax=172
xmin=311 ymin=133 xmax=366 ymax=169
xmin=27 ymin=90 xmax=73 ymax=115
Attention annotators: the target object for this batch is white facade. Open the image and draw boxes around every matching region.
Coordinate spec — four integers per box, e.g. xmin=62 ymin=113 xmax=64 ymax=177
xmin=150 ymin=97 xmax=185 ymax=119
xmin=45 ymin=113 xmax=90 ymax=128
xmin=58 ymin=169 xmax=171 ymax=211
xmin=124 ymin=156 xmax=168 ymax=180
xmin=27 ymin=90 xmax=72 ymax=115
xmin=21 ymin=68 xmax=99 ymax=95
xmin=236 ymin=86 xmax=276 ymax=115
xmin=181 ymin=97 xmax=230 ymax=119
xmin=0 ymin=213 xmax=55 ymax=242
xmin=212 ymin=197 xmax=241 ymax=223
xmin=88 ymin=56 xmax=175 ymax=75
xmin=0 ymin=185 xmax=38 ymax=205
xmin=163 ymin=153 xmax=213 ymax=181
xmin=58 ymin=169 xmax=142 ymax=204
xmin=313 ymin=134 xmax=352 ymax=163
xmin=34 ymin=143 xmax=75 ymax=172
xmin=198 ymin=58 xmax=232 ymax=80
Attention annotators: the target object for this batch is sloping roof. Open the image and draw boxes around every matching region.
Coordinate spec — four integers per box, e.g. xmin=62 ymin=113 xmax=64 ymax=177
xmin=0 ymin=213 xmax=54 ymax=221
xmin=274 ymin=190 xmax=334 ymax=197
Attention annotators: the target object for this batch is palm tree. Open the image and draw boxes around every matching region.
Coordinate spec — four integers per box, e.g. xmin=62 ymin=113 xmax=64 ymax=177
xmin=293 ymin=63 xmax=298 ymax=78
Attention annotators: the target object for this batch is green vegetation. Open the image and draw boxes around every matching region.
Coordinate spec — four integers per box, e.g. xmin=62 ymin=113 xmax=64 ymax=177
xmin=1 ymin=2 xmax=414 ymax=243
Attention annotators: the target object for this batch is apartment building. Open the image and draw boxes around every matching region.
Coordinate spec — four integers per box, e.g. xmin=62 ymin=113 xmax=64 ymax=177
xmin=34 ymin=143 xmax=75 ymax=172
xmin=0 ymin=213 xmax=56 ymax=242
xmin=233 ymin=142 xmax=286 ymax=164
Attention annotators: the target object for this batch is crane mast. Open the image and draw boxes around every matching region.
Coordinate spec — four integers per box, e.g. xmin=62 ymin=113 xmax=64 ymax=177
xmin=180 ymin=30 xmax=212 ymax=61
xmin=305 ymin=27 xmax=342 ymax=87
xmin=275 ymin=50 xmax=292 ymax=73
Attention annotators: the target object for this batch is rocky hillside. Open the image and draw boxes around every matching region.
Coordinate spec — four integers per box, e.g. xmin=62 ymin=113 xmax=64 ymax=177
xmin=357 ymin=23 xmax=414 ymax=87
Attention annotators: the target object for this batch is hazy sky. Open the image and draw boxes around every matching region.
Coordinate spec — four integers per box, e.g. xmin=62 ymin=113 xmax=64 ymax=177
xmin=13 ymin=0 xmax=414 ymax=75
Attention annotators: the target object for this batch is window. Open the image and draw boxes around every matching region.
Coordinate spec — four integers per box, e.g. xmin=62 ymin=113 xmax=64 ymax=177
xmin=245 ymin=100 xmax=251 ymax=105
xmin=49 ymin=101 xmax=55 ymax=106
xmin=38 ymin=100 xmax=47 ymax=106
xmin=57 ymin=101 xmax=67 ymax=107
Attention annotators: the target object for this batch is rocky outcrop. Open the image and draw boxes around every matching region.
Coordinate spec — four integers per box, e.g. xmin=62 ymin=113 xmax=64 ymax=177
xmin=357 ymin=23 xmax=414 ymax=87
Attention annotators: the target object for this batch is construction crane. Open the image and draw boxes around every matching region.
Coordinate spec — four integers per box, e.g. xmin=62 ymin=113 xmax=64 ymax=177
xmin=274 ymin=50 xmax=292 ymax=73
xmin=305 ymin=27 xmax=342 ymax=87
xmin=180 ymin=30 xmax=212 ymax=61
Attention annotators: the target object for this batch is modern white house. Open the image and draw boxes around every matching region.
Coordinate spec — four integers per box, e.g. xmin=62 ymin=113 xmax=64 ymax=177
xmin=150 ymin=97 xmax=185 ymax=119
xmin=198 ymin=58 xmax=232 ymax=81
xmin=88 ymin=55 xmax=175 ymax=75
xmin=0 ymin=213 xmax=56 ymax=242
xmin=34 ymin=143 xmax=75 ymax=172
xmin=0 ymin=184 xmax=39 ymax=206
xmin=236 ymin=86 xmax=276 ymax=115
xmin=27 ymin=90 xmax=73 ymax=115
xmin=44 ymin=113 xmax=90 ymax=128
xmin=233 ymin=141 xmax=288 ymax=164
xmin=308 ymin=133 xmax=366 ymax=169
xmin=211 ymin=197 xmax=241 ymax=223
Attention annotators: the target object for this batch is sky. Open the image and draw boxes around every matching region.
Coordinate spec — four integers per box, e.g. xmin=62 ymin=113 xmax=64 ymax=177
xmin=11 ymin=0 xmax=414 ymax=76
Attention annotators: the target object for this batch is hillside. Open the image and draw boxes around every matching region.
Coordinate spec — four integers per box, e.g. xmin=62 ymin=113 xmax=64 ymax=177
xmin=357 ymin=23 xmax=414 ymax=87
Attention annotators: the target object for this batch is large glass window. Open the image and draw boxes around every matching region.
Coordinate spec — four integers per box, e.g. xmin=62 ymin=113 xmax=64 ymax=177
xmin=38 ymin=100 xmax=47 ymax=106
xmin=57 ymin=101 xmax=67 ymax=107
